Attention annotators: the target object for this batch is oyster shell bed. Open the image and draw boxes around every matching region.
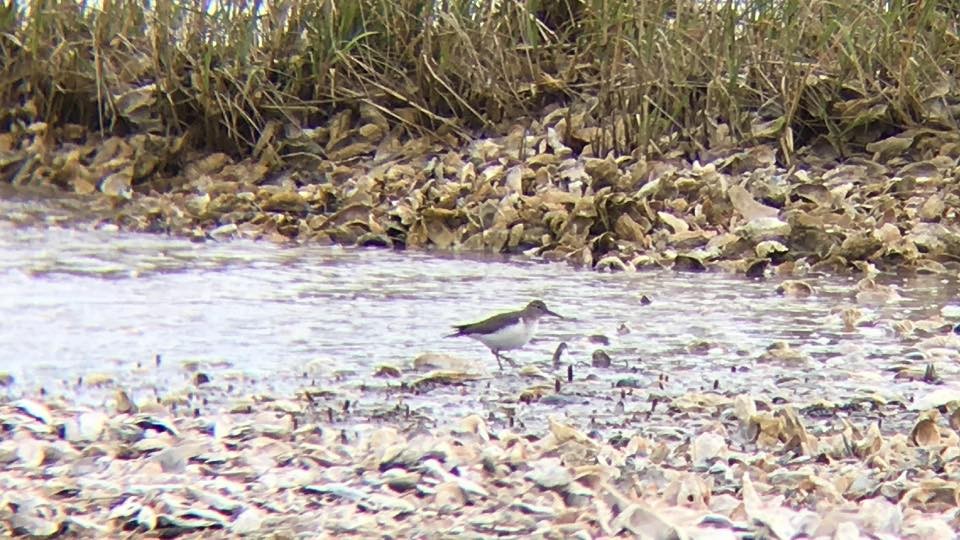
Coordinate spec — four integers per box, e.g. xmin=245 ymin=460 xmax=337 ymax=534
xmin=5 ymin=82 xmax=960 ymax=539
xmin=5 ymin=106 xmax=960 ymax=275
xmin=2 ymin=363 xmax=960 ymax=539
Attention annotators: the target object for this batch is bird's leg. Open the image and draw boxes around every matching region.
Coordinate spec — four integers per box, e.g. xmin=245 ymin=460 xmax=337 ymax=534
xmin=499 ymin=352 xmax=518 ymax=367
xmin=493 ymin=351 xmax=504 ymax=371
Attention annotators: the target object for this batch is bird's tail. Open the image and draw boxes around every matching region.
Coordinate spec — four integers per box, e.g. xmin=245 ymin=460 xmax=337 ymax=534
xmin=444 ymin=330 xmax=463 ymax=338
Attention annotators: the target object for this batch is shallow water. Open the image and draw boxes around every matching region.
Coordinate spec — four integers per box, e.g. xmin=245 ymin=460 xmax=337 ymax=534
xmin=2 ymin=193 xmax=959 ymax=439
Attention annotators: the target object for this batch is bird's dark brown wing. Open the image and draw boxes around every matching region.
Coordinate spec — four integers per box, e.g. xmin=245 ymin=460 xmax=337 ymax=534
xmin=448 ymin=310 xmax=522 ymax=336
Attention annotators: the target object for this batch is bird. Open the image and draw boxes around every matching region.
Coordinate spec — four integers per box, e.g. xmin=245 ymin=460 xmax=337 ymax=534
xmin=446 ymin=300 xmax=564 ymax=370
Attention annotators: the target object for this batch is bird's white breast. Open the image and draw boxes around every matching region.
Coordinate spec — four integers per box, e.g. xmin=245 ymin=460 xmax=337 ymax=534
xmin=473 ymin=318 xmax=538 ymax=351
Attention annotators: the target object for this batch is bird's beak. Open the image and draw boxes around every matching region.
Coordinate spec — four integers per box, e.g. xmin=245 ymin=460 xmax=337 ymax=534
xmin=545 ymin=308 xmax=565 ymax=319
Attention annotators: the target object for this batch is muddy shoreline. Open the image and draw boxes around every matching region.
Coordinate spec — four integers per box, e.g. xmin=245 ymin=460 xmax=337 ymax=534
xmin=1 ymin=365 xmax=959 ymax=538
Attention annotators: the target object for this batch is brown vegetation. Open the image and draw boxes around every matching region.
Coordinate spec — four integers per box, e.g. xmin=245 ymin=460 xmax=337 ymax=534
xmin=3 ymin=1 xmax=957 ymax=155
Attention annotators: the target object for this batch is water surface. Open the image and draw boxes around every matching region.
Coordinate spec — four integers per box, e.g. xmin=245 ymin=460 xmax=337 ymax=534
xmin=1 ymin=194 xmax=958 ymax=438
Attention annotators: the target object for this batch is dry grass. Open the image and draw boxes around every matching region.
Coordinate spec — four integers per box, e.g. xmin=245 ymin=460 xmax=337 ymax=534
xmin=2 ymin=0 xmax=958 ymax=161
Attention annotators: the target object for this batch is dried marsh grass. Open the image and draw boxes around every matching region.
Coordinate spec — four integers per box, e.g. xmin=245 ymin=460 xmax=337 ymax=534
xmin=1 ymin=0 xmax=958 ymax=159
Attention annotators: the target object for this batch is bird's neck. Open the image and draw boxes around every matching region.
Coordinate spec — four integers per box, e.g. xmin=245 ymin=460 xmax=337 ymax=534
xmin=520 ymin=314 xmax=540 ymax=323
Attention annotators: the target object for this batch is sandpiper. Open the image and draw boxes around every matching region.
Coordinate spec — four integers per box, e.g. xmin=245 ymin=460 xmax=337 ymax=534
xmin=446 ymin=300 xmax=564 ymax=370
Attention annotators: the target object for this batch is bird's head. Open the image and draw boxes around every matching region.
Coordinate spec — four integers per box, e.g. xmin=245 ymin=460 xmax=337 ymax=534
xmin=525 ymin=300 xmax=563 ymax=319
